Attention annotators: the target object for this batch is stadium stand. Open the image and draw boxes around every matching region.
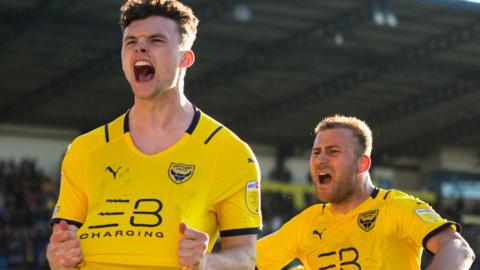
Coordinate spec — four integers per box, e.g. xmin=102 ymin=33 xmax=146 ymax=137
xmin=0 ymin=160 xmax=479 ymax=269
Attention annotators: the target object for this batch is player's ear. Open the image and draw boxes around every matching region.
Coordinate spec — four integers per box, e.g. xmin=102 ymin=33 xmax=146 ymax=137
xmin=179 ymin=50 xmax=195 ymax=68
xmin=357 ymin=155 xmax=371 ymax=173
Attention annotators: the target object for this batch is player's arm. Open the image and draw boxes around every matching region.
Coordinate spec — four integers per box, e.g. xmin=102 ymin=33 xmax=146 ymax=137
xmin=207 ymin=234 xmax=257 ymax=269
xmin=178 ymin=223 xmax=256 ymax=270
xmin=390 ymin=193 xmax=475 ymax=270
xmin=256 ymin=230 xmax=298 ymax=270
xmin=179 ymin=139 xmax=261 ymax=269
xmin=256 ymin=206 xmax=314 ymax=270
xmin=424 ymin=227 xmax=475 ymax=270
xmin=47 ymin=140 xmax=87 ymax=269
xmin=47 ymin=220 xmax=83 ymax=270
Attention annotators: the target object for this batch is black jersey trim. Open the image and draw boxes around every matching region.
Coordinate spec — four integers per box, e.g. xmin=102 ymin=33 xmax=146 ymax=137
xmin=123 ymin=107 xmax=200 ymax=135
xmin=204 ymin=126 xmax=223 ymax=145
xmin=422 ymin=222 xmax=461 ymax=254
xmin=220 ymin=228 xmax=261 ymax=237
xmin=50 ymin=218 xmax=83 ymax=228
xmin=383 ymin=190 xmax=392 ymax=200
xmin=124 ymin=110 xmax=130 ymax=133
xmin=186 ymin=106 xmax=201 ymax=134
xmin=370 ymin=187 xmax=380 ymax=199
xmin=104 ymin=124 xmax=110 ymax=143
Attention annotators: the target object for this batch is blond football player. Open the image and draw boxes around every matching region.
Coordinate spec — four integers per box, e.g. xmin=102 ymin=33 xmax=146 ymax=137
xmin=256 ymin=115 xmax=474 ymax=270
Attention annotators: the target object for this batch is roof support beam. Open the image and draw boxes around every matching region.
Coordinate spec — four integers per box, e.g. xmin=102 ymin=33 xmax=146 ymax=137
xmin=0 ymin=53 xmax=120 ymax=123
xmin=286 ymin=80 xmax=480 ymax=156
xmin=0 ymin=0 xmax=247 ymax=125
xmin=369 ymin=80 xmax=480 ymax=126
xmin=376 ymin=116 xmax=480 ymax=158
xmin=0 ymin=0 xmax=83 ymax=46
xmin=188 ymin=0 xmax=380 ymax=99
xmin=230 ymin=19 xmax=480 ymax=130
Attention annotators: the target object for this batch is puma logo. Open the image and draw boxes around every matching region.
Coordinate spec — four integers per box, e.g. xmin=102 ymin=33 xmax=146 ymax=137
xmin=106 ymin=166 xmax=122 ymax=179
xmin=313 ymin=229 xmax=325 ymax=239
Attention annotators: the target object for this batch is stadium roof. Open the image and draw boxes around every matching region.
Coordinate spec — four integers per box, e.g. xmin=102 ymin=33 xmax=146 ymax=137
xmin=1 ymin=0 xmax=480 ymax=162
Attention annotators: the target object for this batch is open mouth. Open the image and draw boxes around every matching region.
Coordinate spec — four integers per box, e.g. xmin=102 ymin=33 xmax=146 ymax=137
xmin=317 ymin=173 xmax=332 ymax=184
xmin=133 ymin=60 xmax=155 ymax=82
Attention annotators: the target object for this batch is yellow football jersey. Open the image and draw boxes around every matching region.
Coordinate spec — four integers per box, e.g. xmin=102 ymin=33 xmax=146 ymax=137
xmin=257 ymin=188 xmax=458 ymax=270
xmin=51 ymin=108 xmax=262 ymax=269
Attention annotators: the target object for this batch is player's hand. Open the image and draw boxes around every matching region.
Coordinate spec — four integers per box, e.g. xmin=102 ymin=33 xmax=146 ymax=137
xmin=178 ymin=222 xmax=209 ymax=270
xmin=47 ymin=220 xmax=83 ymax=270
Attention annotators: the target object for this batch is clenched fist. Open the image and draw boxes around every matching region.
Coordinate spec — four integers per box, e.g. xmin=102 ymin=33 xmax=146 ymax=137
xmin=47 ymin=220 xmax=83 ymax=270
xmin=178 ymin=222 xmax=209 ymax=270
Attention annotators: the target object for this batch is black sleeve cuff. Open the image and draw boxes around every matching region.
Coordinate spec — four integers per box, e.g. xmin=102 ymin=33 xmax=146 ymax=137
xmin=422 ymin=221 xmax=461 ymax=254
xmin=50 ymin=218 xmax=83 ymax=228
xmin=220 ymin=227 xmax=262 ymax=237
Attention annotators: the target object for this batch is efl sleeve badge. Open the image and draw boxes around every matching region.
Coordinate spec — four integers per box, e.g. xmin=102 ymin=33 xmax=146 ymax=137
xmin=245 ymin=180 xmax=260 ymax=215
xmin=415 ymin=208 xmax=442 ymax=223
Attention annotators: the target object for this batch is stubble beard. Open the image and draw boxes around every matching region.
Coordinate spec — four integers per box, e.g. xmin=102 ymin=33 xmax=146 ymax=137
xmin=318 ymin=163 xmax=357 ymax=204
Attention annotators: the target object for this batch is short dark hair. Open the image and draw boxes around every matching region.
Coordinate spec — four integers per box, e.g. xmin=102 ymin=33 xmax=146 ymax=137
xmin=314 ymin=115 xmax=373 ymax=157
xmin=119 ymin=0 xmax=199 ymax=48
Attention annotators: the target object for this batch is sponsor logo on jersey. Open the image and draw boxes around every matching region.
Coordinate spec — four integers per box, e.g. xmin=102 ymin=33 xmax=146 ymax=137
xmin=168 ymin=163 xmax=195 ymax=184
xmin=415 ymin=208 xmax=442 ymax=223
xmin=82 ymin=198 xmax=165 ymax=239
xmin=358 ymin=209 xmax=378 ymax=232
xmin=245 ymin=180 xmax=260 ymax=214
xmin=79 ymin=229 xmax=164 ymax=240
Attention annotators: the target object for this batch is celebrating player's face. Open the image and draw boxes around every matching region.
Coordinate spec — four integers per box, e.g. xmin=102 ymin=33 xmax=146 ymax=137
xmin=121 ymin=16 xmax=184 ymax=99
xmin=309 ymin=128 xmax=361 ymax=204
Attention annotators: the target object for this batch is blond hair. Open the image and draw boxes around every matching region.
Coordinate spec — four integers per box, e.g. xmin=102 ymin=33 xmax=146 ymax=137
xmin=315 ymin=115 xmax=372 ymax=156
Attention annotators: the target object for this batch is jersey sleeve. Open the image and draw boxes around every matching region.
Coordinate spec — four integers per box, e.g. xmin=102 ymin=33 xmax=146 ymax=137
xmin=391 ymin=192 xmax=459 ymax=253
xmin=215 ymin=144 xmax=262 ymax=236
xmin=256 ymin=209 xmax=307 ymax=270
xmin=50 ymin=139 xmax=88 ymax=227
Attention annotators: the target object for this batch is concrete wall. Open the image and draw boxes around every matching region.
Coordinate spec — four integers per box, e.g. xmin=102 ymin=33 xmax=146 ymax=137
xmin=440 ymin=147 xmax=480 ymax=174
xmin=251 ymin=144 xmax=310 ymax=184
xmin=0 ymin=125 xmax=78 ymax=178
xmin=285 ymin=156 xmax=310 ymax=184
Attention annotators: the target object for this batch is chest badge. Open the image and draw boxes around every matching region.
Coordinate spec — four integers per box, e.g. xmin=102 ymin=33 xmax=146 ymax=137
xmin=168 ymin=162 xmax=195 ymax=184
xmin=358 ymin=209 xmax=379 ymax=232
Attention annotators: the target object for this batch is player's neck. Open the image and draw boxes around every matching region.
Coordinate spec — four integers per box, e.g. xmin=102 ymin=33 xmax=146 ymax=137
xmin=130 ymin=91 xmax=193 ymax=132
xmin=127 ymin=94 xmax=194 ymax=155
xmin=331 ymin=174 xmax=375 ymax=214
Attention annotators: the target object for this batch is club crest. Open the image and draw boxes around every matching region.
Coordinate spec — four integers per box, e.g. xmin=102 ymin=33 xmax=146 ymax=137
xmin=358 ymin=209 xmax=379 ymax=232
xmin=168 ymin=162 xmax=195 ymax=184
